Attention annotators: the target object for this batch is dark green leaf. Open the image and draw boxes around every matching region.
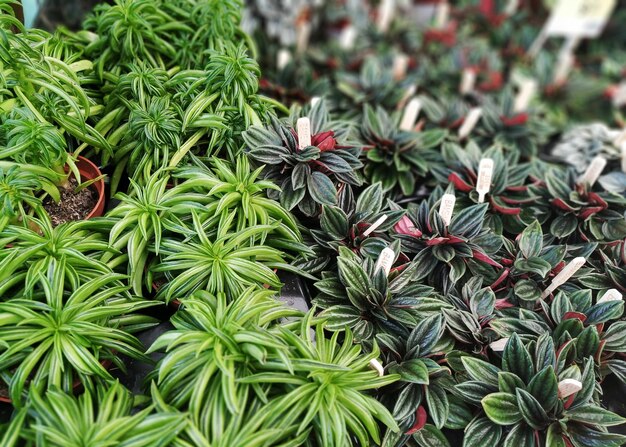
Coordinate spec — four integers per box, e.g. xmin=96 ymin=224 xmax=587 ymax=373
xmin=481 ymin=392 xmax=522 ymax=425
xmin=515 ymin=388 xmax=550 ymax=430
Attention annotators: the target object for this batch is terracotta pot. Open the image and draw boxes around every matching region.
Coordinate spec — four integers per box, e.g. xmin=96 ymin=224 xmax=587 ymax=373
xmin=73 ymin=155 xmax=106 ymax=219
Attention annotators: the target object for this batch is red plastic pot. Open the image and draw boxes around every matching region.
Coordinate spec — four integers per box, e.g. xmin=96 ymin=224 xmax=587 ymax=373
xmin=73 ymin=155 xmax=106 ymax=219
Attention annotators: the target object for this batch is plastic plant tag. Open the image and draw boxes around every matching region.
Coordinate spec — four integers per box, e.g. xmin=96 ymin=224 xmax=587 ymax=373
xmin=553 ymin=51 xmax=575 ymax=85
xmin=434 ymin=2 xmax=450 ymax=28
xmin=541 ymin=257 xmax=586 ymax=298
xmin=545 ymin=0 xmax=616 ymax=38
xmin=369 ymin=359 xmax=385 ymax=376
xmin=578 ymin=156 xmax=607 ymax=186
xmin=598 ymin=289 xmax=623 ymax=303
xmin=613 ymin=82 xmax=626 ymax=107
xmin=489 ymin=338 xmax=509 ymax=352
xmin=558 ymin=379 xmax=583 ymax=398
xmin=505 ymin=0 xmax=519 ymax=15
xmin=400 ymin=98 xmax=422 ymax=131
xmin=339 ymin=25 xmax=357 ymax=49
xmin=438 ymin=193 xmax=456 ymax=226
xmin=363 ymin=215 xmax=389 ymax=237
xmin=514 ymin=78 xmax=538 ymax=113
xmin=296 ymin=21 xmax=311 ymax=54
xmin=458 ymin=107 xmax=483 ymax=140
xmin=310 ymin=96 xmax=321 ymax=107
xmin=393 ymin=53 xmax=409 ymax=81
xmin=377 ymin=0 xmax=395 ymax=32
xmin=476 ymin=158 xmax=494 ymax=203
xmin=375 ymin=247 xmax=395 ymax=277
xmin=460 ymin=68 xmax=476 ymax=95
xmin=297 ymin=117 xmax=312 ymax=149
xmin=622 ymin=141 xmax=626 ymax=173
xmin=277 ymin=49 xmax=292 ymax=70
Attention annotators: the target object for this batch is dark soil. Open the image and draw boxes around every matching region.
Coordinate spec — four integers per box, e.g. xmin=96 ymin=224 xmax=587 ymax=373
xmin=0 ymin=381 xmax=8 ymax=400
xmin=43 ymin=178 xmax=97 ymax=226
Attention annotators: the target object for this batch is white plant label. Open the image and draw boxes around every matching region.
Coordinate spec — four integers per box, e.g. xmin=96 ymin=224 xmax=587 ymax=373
xmin=545 ymin=0 xmax=616 ymax=38
xmin=558 ymin=379 xmax=583 ymax=399
xmin=438 ymin=193 xmax=456 ymax=226
xmin=435 ymin=2 xmax=450 ymax=28
xmin=598 ymin=289 xmax=623 ymax=303
xmin=505 ymin=0 xmax=519 ymax=15
xmin=578 ymin=156 xmax=607 ymax=186
xmin=277 ymin=49 xmax=292 ymax=70
xmin=339 ymin=25 xmax=357 ymax=49
xmin=310 ymin=96 xmax=321 ymax=107
xmin=476 ymin=158 xmax=494 ymax=203
xmin=400 ymin=98 xmax=422 ymax=131
xmin=296 ymin=21 xmax=311 ymax=54
xmin=363 ymin=215 xmax=389 ymax=237
xmin=458 ymin=107 xmax=483 ymax=140
xmin=489 ymin=338 xmax=509 ymax=352
xmin=514 ymin=78 xmax=538 ymax=113
xmin=297 ymin=117 xmax=312 ymax=149
xmin=377 ymin=0 xmax=395 ymax=32
xmin=612 ymin=82 xmax=626 ymax=107
xmin=369 ymin=359 xmax=385 ymax=376
xmin=541 ymin=257 xmax=586 ymax=298
xmin=460 ymin=69 xmax=476 ymax=95
xmin=393 ymin=53 xmax=409 ymax=81
xmin=553 ymin=51 xmax=575 ymax=85
xmin=375 ymin=247 xmax=395 ymax=277
xmin=622 ymin=141 xmax=626 ymax=173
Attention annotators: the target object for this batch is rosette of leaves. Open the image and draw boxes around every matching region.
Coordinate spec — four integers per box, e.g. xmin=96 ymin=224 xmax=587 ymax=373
xmin=432 ymin=143 xmax=536 ymax=234
xmin=248 ymin=313 xmax=401 ymax=446
xmin=493 ymin=220 xmax=568 ymax=305
xmin=173 ymin=155 xmax=309 ymax=256
xmin=0 ymin=260 xmax=156 ymax=405
xmin=147 ymin=288 xmax=298 ymax=427
xmin=474 ymin=88 xmax=553 ymax=158
xmin=414 ymin=94 xmax=471 ymax=134
xmin=334 ymin=56 xmax=412 ymax=114
xmin=313 ymin=245 xmax=446 ymax=344
xmin=243 ymin=99 xmax=362 ymax=216
xmin=151 ymin=210 xmax=295 ymax=302
xmin=456 ymin=333 xmax=626 ymax=447
xmin=300 ymin=182 xmax=404 ymax=273
xmin=578 ymin=241 xmax=626 ymax=295
xmin=0 ymin=215 xmax=113 ymax=297
xmin=529 ymin=165 xmax=626 ymax=243
xmin=376 ymin=314 xmax=459 ymax=447
xmin=360 ymin=104 xmax=447 ymax=197
xmin=8 ymin=382 xmax=186 ymax=447
xmin=392 ymin=191 xmax=503 ymax=292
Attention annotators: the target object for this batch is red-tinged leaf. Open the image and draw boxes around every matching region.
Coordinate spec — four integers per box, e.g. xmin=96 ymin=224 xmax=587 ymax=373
xmin=491 ymin=200 xmax=521 ymax=215
xmin=551 ymin=261 xmax=566 ymax=276
xmin=448 ymin=172 xmax=474 ymax=192
xmin=427 ymin=237 xmax=449 ymax=246
xmin=563 ymin=312 xmax=587 ymax=323
xmin=479 ymin=71 xmax=503 ymax=91
xmin=406 ymin=406 xmax=428 ymax=435
xmin=564 ymin=394 xmax=575 ymax=410
xmin=587 ymin=192 xmax=608 ymax=208
xmin=506 ymin=185 xmax=529 ymax=193
xmin=579 ymin=206 xmax=604 ymax=220
xmin=491 ymin=269 xmax=510 ymax=289
xmin=394 ymin=215 xmax=422 ymax=237
xmin=472 ymin=249 xmax=503 ymax=268
xmin=596 ymin=323 xmax=604 ymax=333
xmin=595 ymin=340 xmax=606 ymax=363
xmin=501 ymin=113 xmax=529 ymax=127
xmin=479 ymin=0 xmax=495 ymax=17
xmin=495 ymin=298 xmax=515 ymax=309
xmin=552 ymin=198 xmax=576 ymax=212
xmin=312 ymin=131 xmax=337 ymax=151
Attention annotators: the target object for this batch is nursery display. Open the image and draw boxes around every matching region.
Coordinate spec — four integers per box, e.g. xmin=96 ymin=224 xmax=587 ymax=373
xmin=2 ymin=0 xmax=626 ymax=446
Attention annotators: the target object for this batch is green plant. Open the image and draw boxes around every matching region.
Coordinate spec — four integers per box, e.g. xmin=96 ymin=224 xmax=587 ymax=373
xmin=0 ymin=260 xmax=156 ymax=405
xmin=360 ymin=104 xmax=447 ymax=197
xmin=15 ymin=381 xmax=186 ymax=447
xmin=243 ymin=99 xmax=362 ymax=216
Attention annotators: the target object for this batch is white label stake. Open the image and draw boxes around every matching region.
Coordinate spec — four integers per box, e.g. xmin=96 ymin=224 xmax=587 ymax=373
xmin=613 ymin=82 xmax=626 ymax=107
xmin=363 ymin=215 xmax=389 ymax=237
xmin=377 ymin=0 xmax=395 ymax=33
xmin=397 ymin=85 xmax=417 ymax=111
xmin=438 ymin=193 xmax=456 ymax=226
xmin=541 ymin=257 xmax=586 ymax=299
xmin=277 ymin=49 xmax=292 ymax=70
xmin=393 ymin=54 xmax=409 ymax=81
xmin=553 ymin=49 xmax=575 ymax=85
xmin=400 ymin=98 xmax=422 ymax=131
xmin=489 ymin=338 xmax=509 ymax=352
xmin=297 ymin=118 xmax=312 ymax=149
xmin=558 ymin=379 xmax=583 ymax=399
xmin=369 ymin=359 xmax=385 ymax=376
xmin=598 ymin=289 xmax=623 ymax=303
xmin=514 ymin=79 xmax=538 ymax=113
xmin=460 ymin=69 xmax=476 ymax=95
xmin=458 ymin=107 xmax=483 ymax=140
xmin=578 ymin=156 xmax=607 ymax=187
xmin=375 ymin=247 xmax=395 ymax=277
xmin=476 ymin=158 xmax=494 ymax=203
xmin=310 ymin=97 xmax=321 ymax=108
xmin=296 ymin=21 xmax=312 ymax=54
xmin=435 ymin=2 xmax=450 ymax=28
xmin=339 ymin=25 xmax=357 ymax=50
xmin=505 ymin=0 xmax=519 ymax=15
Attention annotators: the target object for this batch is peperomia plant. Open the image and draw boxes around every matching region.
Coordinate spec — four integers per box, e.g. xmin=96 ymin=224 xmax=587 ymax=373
xmin=243 ymin=99 xmax=362 ymax=216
